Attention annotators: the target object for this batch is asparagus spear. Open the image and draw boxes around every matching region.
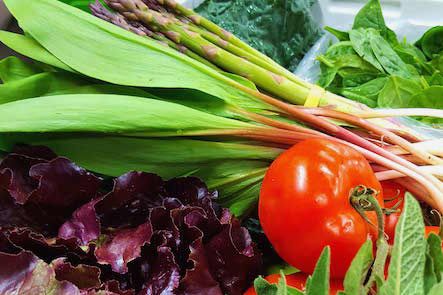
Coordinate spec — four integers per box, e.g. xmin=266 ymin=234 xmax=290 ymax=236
xmin=90 ymin=0 xmax=218 ymax=69
xmin=106 ymin=0 xmax=311 ymax=104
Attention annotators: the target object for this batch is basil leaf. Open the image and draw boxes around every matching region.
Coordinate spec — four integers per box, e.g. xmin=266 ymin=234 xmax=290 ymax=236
xmin=343 ymin=240 xmax=373 ymax=295
xmin=306 ymin=247 xmax=330 ymax=295
xmin=377 ymin=76 xmax=422 ymax=108
xmin=427 ymin=234 xmax=443 ymax=282
xmin=349 ymin=28 xmax=385 ymax=72
xmin=380 ymin=194 xmax=426 ymax=295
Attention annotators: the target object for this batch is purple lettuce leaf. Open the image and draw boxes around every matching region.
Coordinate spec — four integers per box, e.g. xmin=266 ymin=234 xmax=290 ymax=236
xmin=178 ymin=238 xmax=223 ymax=295
xmin=140 ymin=246 xmax=180 ymax=294
xmin=205 ymin=219 xmax=262 ymax=295
xmin=95 ymin=222 xmax=153 ymax=274
xmin=0 ymin=154 xmax=46 ymax=204
xmin=59 ymin=197 xmax=103 ymax=246
xmin=29 ymin=157 xmax=102 ymax=210
xmin=12 ymin=144 xmax=57 ymax=161
xmin=53 ymin=258 xmax=102 ymax=290
xmin=0 ymin=251 xmax=82 ymax=295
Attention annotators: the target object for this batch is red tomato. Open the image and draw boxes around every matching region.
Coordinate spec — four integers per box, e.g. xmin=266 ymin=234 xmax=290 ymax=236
xmin=382 ymin=181 xmax=406 ymax=245
xmin=259 ymin=139 xmax=383 ymax=278
xmin=244 ymin=273 xmax=343 ymax=295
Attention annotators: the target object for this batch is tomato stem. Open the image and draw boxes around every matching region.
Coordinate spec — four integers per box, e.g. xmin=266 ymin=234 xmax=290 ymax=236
xmin=350 ymin=185 xmax=390 ymax=292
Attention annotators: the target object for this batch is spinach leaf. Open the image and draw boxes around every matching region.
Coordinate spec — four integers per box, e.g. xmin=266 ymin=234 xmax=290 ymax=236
xmin=325 ymin=26 xmax=349 ymax=41
xmin=378 ymin=76 xmax=422 ymax=108
xmin=349 ymin=28 xmax=385 ymax=72
xmin=196 ymin=0 xmax=322 ymax=71
xmin=338 ymin=77 xmax=387 ymax=107
xmin=352 ymin=0 xmax=397 ymax=45
xmin=418 ymin=26 xmax=443 ymax=59
xmin=369 ymin=33 xmax=415 ymax=79
xmin=380 ymin=194 xmax=426 ymax=295
xmin=428 ymin=72 xmax=443 ymax=86
xmin=342 ymin=240 xmax=373 ymax=295
xmin=431 ymin=54 xmax=443 ymax=72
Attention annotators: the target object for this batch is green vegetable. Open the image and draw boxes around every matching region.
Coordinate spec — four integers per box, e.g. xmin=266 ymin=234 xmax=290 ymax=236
xmin=418 ymin=26 xmax=443 ymax=59
xmin=305 ymin=247 xmax=330 ymax=295
xmin=196 ymin=0 xmax=322 ymax=71
xmin=253 ymin=273 xmax=303 ymax=295
xmin=427 ymin=234 xmax=443 ymax=282
xmin=342 ymin=240 xmax=373 ymax=294
xmin=319 ymin=0 xmax=443 ymax=126
xmin=380 ymin=194 xmax=426 ymax=295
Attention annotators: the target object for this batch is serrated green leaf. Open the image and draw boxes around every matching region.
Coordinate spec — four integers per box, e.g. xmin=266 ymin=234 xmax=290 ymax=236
xmin=0 ymin=94 xmax=252 ymax=134
xmin=306 ymin=247 xmax=330 ymax=295
xmin=0 ymin=31 xmax=73 ymax=72
xmin=427 ymin=234 xmax=443 ymax=282
xmin=380 ymin=194 xmax=426 ymax=295
xmin=343 ymin=239 xmax=373 ymax=295
xmin=4 ymin=0 xmax=270 ymax=113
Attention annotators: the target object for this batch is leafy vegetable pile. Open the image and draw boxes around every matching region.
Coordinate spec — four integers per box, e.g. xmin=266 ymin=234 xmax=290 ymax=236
xmin=0 ymin=0 xmax=442 ymax=218
xmin=195 ymin=0 xmax=322 ymax=71
xmin=0 ymin=145 xmax=261 ymax=294
xmin=318 ymin=0 xmax=443 ymax=126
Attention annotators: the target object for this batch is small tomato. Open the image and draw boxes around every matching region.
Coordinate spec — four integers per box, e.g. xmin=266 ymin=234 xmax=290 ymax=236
xmin=259 ymin=139 xmax=383 ymax=278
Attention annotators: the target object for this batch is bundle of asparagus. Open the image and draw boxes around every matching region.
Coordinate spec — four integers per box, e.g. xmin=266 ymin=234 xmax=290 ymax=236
xmin=0 ymin=0 xmax=442 ymax=215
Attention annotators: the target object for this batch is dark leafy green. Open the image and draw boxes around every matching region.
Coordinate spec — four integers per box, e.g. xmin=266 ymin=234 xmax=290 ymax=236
xmin=196 ymin=0 xmax=322 ymax=71
xmin=319 ymin=0 xmax=443 ymax=126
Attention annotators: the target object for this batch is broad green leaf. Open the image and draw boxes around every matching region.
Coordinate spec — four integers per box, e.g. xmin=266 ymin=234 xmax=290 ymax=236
xmin=343 ymin=240 xmax=373 ymax=295
xmin=380 ymin=194 xmax=426 ymax=295
xmin=428 ymin=72 xmax=443 ymax=86
xmin=0 ymin=56 xmax=43 ymax=83
xmin=0 ymin=31 xmax=73 ymax=72
xmin=369 ymin=33 xmax=414 ymax=79
xmin=427 ymin=234 xmax=443 ymax=282
xmin=306 ymin=247 xmax=330 ymax=295
xmin=428 ymin=281 xmax=443 ymax=295
xmin=338 ymin=77 xmax=387 ymax=107
xmin=254 ymin=276 xmax=278 ymax=295
xmin=418 ymin=26 xmax=443 ymax=59
xmin=4 ymin=0 xmax=270 ymax=113
xmin=378 ymin=76 xmax=422 ymax=108
xmin=59 ymin=0 xmax=96 ymax=11
xmin=349 ymin=28 xmax=385 ymax=72
xmin=352 ymin=0 xmax=397 ymax=45
xmin=0 ymin=72 xmax=89 ymax=105
xmin=424 ymin=253 xmax=437 ymax=294
xmin=0 ymin=94 xmax=253 ymax=134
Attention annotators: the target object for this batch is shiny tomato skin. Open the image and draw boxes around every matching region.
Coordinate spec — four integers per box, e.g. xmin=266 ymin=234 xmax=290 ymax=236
xmin=426 ymin=226 xmax=440 ymax=237
xmin=259 ymin=139 xmax=383 ymax=278
xmin=382 ymin=181 xmax=406 ymax=245
xmin=243 ymin=273 xmax=343 ymax=295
